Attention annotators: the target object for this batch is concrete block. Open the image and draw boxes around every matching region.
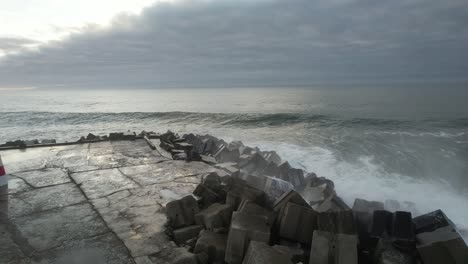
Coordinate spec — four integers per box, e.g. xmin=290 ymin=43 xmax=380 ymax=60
xmin=172 ymin=247 xmax=198 ymax=264
xmin=261 ymin=151 xmax=282 ymax=165
xmin=309 ymin=230 xmax=358 ymax=264
xmin=374 ymin=238 xmax=413 ymax=264
xmin=225 ymin=212 xmax=271 ymax=264
xmin=201 ymin=155 xmax=217 ymax=165
xmin=215 ymin=162 xmax=240 ymax=175
xmin=194 ymin=230 xmax=228 ymax=263
xmin=392 ymin=211 xmax=415 ymax=249
xmin=317 ymin=210 xmax=356 ymax=235
xmin=370 ymin=210 xmax=394 ymax=239
xmin=384 ymin=199 xmax=400 ymax=212
xmin=262 ymin=162 xmax=280 ymax=177
xmin=242 ymin=241 xmax=293 ymax=264
xmin=416 ymin=226 xmax=468 ymax=264
xmin=238 ymin=200 xmax=275 ymax=225
xmin=193 ymin=184 xmax=224 ymax=208
xmin=279 ymin=202 xmax=318 ymax=244
xmin=225 ymin=178 xmax=265 ymax=210
xmin=240 ymin=153 xmax=268 ymax=176
xmin=166 ymin=195 xmax=199 ymax=228
xmin=353 ymin=198 xmax=385 ymax=248
xmin=173 ymin=225 xmax=203 ymax=245
xmin=41 ymin=139 xmax=56 ymax=144
xmin=413 ymin=209 xmax=454 ymax=234
xmin=195 ymin=203 xmax=233 ymax=231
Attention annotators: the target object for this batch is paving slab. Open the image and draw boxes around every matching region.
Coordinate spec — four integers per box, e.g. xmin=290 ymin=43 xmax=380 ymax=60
xmin=91 ymin=182 xmax=197 ymax=258
xmin=118 ymin=160 xmax=222 ymax=186
xmin=12 ymin=168 xmax=70 ymax=188
xmin=32 ymin=232 xmax=135 ymax=264
xmin=13 ymin=202 xmax=109 ymax=252
xmin=8 ymin=182 xmax=87 ymax=217
xmin=0 ymin=223 xmax=30 ymax=264
xmin=71 ymin=168 xmax=140 ymax=199
xmin=7 ymin=177 xmax=32 ymax=194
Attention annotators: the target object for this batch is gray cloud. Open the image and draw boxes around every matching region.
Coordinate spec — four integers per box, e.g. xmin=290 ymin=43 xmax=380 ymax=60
xmin=0 ymin=0 xmax=467 ymax=88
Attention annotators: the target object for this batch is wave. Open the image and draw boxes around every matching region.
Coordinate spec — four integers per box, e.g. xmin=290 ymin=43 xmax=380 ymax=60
xmin=2 ymin=111 xmax=468 ymax=130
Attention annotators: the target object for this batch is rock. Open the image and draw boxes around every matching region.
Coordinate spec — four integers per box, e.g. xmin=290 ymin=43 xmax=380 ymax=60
xmin=109 ymin=132 xmax=124 ymax=140
xmin=279 ymin=202 xmax=318 ymax=244
xmin=215 ymin=146 xmax=241 ymax=163
xmin=273 ymin=190 xmax=311 ymax=231
xmin=353 ymin=199 xmax=385 ymax=249
xmin=416 ymin=226 xmax=468 ymax=264
xmin=309 ymin=230 xmax=358 ymax=264
xmin=285 ymin=168 xmax=305 ymax=188
xmin=175 ymin=142 xmax=193 ymax=151
xmin=166 ymin=195 xmax=200 ymax=228
xmin=193 ymin=184 xmax=224 ymax=208
xmin=41 ymin=139 xmax=56 ymax=144
xmin=201 ymin=172 xmax=222 ymax=191
xmin=238 ymin=200 xmax=275 ymax=225
xmin=200 ymin=155 xmax=217 ymax=165
xmin=24 ymin=139 xmax=39 ymax=145
xmin=225 ymin=178 xmax=265 ymax=210
xmin=242 ymin=241 xmax=294 ymax=264
xmin=261 ymin=151 xmax=282 ymax=165
xmin=370 ymin=210 xmax=394 ymax=243
xmin=195 ymin=203 xmax=233 ymax=231
xmin=194 ymin=230 xmax=227 ymax=263
xmin=225 ymin=212 xmax=271 ymax=264
xmin=173 ymin=153 xmax=188 ymax=161
xmin=262 ymin=162 xmax=280 ymax=177
xmin=171 ymin=247 xmax=198 ymax=264
xmin=392 ymin=211 xmax=415 ymax=250
xmin=374 ymin=238 xmax=413 ymax=264
xmin=86 ymin=133 xmax=98 ymax=140
xmin=215 ymin=162 xmax=240 ymax=175
xmin=161 ymin=130 xmax=177 ymax=143
xmin=160 ymin=141 xmax=176 ymax=152
xmin=239 ymin=153 xmax=268 ymax=176
xmin=317 ymin=210 xmax=356 ymax=235
xmin=173 ymin=225 xmax=204 ymax=245
xmin=412 ymin=209 xmax=454 ymax=234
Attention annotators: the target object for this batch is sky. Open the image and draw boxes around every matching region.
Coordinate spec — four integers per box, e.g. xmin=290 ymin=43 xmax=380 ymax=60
xmin=0 ymin=0 xmax=467 ymax=89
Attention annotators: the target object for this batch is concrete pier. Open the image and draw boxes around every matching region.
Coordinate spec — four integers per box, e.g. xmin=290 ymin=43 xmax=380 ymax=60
xmin=0 ymin=139 xmax=222 ymax=264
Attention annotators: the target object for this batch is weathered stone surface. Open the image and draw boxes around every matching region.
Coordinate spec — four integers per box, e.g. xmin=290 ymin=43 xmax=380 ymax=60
xmin=225 ymin=212 xmax=271 ymax=264
xmin=239 ymin=153 xmax=268 ymax=176
xmin=370 ymin=210 xmax=394 ymax=240
xmin=9 ymin=182 xmax=87 ymax=217
xmin=193 ymin=184 xmax=224 ymax=208
xmin=71 ymin=168 xmax=139 ymax=199
xmin=119 ymin=161 xmax=219 ymax=186
xmin=261 ymin=151 xmax=282 ymax=165
xmin=0 ymin=223 xmax=29 ymax=264
xmin=215 ymin=146 xmax=241 ymax=163
xmin=353 ymin=198 xmax=385 ymax=248
xmin=200 ymin=155 xmax=217 ymax=165
xmin=7 ymin=177 xmax=31 ymax=194
xmin=195 ymin=203 xmax=233 ymax=231
xmin=194 ymin=230 xmax=228 ymax=263
xmin=309 ymin=230 xmax=358 ymax=264
xmin=279 ymin=202 xmax=318 ymax=244
xmin=392 ymin=211 xmax=415 ymax=249
xmin=33 ymin=232 xmax=135 ymax=264
xmin=166 ymin=195 xmax=199 ymax=228
xmin=215 ymin=162 xmax=240 ymax=175
xmin=243 ymin=241 xmax=293 ymax=264
xmin=40 ymin=139 xmax=56 ymax=144
xmin=173 ymin=225 xmax=203 ymax=245
xmin=374 ymin=238 xmax=413 ymax=264
xmin=171 ymin=247 xmax=198 ymax=264
xmin=12 ymin=168 xmax=70 ymax=188
xmin=262 ymin=162 xmax=280 ymax=177
xmin=225 ymin=178 xmax=265 ymax=210
xmin=13 ymin=203 xmax=108 ymax=252
xmin=317 ymin=210 xmax=356 ymax=235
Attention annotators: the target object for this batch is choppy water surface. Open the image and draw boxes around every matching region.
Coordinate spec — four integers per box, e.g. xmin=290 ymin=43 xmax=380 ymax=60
xmin=1 ymin=86 xmax=468 ymax=236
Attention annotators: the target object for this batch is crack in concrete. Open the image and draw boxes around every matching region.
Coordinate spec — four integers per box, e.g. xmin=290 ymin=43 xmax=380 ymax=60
xmin=117 ymin=168 xmax=143 ymax=188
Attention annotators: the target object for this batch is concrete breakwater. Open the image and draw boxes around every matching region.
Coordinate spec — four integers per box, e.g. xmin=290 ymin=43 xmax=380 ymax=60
xmin=0 ymin=131 xmax=467 ymax=264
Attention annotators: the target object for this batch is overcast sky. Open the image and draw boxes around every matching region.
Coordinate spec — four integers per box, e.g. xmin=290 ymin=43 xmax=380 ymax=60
xmin=0 ymin=0 xmax=467 ymax=89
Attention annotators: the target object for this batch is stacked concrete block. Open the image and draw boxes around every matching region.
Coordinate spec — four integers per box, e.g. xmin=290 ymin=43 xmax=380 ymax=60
xmin=214 ymin=146 xmax=241 ymax=163
xmin=262 ymin=162 xmax=280 ymax=177
xmin=225 ymin=212 xmax=271 ymax=264
xmin=279 ymin=202 xmax=318 ymax=244
xmin=261 ymin=151 xmax=282 ymax=165
xmin=195 ymin=203 xmax=233 ymax=231
xmin=173 ymin=225 xmax=204 ymax=245
xmin=317 ymin=210 xmax=356 ymax=235
xmin=413 ymin=209 xmax=468 ymax=264
xmin=273 ymin=190 xmax=311 ymax=228
xmin=242 ymin=241 xmax=293 ymax=264
xmin=225 ymin=177 xmax=266 ymax=210
xmin=238 ymin=200 xmax=275 ymax=226
xmin=194 ymin=230 xmax=228 ymax=263
xmin=309 ymin=230 xmax=358 ymax=264
xmin=166 ymin=195 xmax=200 ymax=228
xmin=239 ymin=153 xmax=269 ymax=176
xmin=352 ymin=198 xmax=385 ymax=249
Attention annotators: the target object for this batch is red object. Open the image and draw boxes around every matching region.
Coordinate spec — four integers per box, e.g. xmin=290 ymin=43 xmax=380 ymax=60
xmin=0 ymin=166 xmax=5 ymax=176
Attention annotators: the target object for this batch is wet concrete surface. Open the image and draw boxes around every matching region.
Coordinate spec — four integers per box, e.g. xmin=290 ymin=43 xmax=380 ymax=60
xmin=0 ymin=139 xmax=216 ymax=264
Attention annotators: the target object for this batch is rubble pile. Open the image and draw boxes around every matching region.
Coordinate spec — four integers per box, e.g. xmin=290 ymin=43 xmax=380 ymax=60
xmin=160 ymin=131 xmax=468 ymax=264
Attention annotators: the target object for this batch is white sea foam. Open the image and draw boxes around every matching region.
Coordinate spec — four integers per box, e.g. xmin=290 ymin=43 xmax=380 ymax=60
xmin=255 ymin=141 xmax=468 ymax=242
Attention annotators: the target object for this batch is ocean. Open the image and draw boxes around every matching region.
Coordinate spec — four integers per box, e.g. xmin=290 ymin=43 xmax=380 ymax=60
xmin=1 ymin=86 xmax=468 ymax=237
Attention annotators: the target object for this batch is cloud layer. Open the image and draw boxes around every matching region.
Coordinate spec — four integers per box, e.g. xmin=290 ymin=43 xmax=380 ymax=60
xmin=1 ymin=0 xmax=467 ymax=88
